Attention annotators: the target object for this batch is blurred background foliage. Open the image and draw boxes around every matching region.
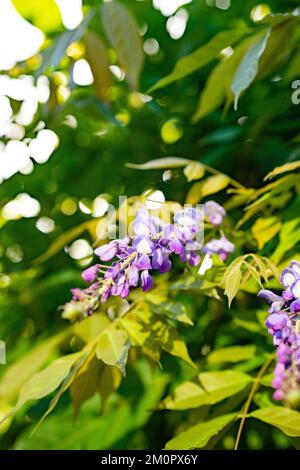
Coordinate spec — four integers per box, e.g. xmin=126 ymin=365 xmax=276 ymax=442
xmin=0 ymin=0 xmax=300 ymax=450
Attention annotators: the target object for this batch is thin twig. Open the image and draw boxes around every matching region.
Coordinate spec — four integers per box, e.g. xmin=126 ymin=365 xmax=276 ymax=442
xmin=234 ymin=353 xmax=275 ymax=450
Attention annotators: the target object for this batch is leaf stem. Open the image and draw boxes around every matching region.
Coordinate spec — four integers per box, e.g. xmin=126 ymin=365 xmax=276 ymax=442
xmin=233 ymin=352 xmax=275 ymax=450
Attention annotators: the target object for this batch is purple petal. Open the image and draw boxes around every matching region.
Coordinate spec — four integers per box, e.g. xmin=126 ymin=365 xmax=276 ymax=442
xmin=258 ymin=289 xmax=283 ymax=304
xmin=291 ymin=279 xmax=300 ymax=299
xmin=95 ymin=243 xmax=117 ymax=261
xmin=280 ymin=268 xmax=296 ymax=288
xmin=159 ymin=256 xmax=172 ymax=273
xmin=265 ymin=313 xmax=288 ymax=331
xmin=137 ymin=254 xmax=152 ymax=270
xmin=290 ymin=299 xmax=300 ymax=313
xmin=141 ymin=270 xmax=153 ymax=291
xmin=169 ymin=239 xmax=184 ymax=255
xmin=81 ymin=264 xmax=99 ymax=283
xmin=128 ymin=264 xmax=139 ymax=287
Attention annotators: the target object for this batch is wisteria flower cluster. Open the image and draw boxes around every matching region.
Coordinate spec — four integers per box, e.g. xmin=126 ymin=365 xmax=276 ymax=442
xmin=63 ymin=201 xmax=234 ymax=320
xmin=258 ymin=260 xmax=300 ymax=406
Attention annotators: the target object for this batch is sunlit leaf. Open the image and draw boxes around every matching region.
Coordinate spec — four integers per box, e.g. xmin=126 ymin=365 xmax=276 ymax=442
xmin=70 ymin=354 xmax=121 ymax=417
xmin=126 ymin=157 xmax=191 ymax=170
xmin=85 ymin=32 xmax=113 ymax=101
xmin=250 ymin=407 xmax=300 ymax=437
xmin=223 ymin=260 xmax=243 ymax=307
xmin=192 ymin=35 xmax=259 ymax=121
xmin=231 ymin=31 xmax=270 ymax=109
xmin=0 ymin=332 xmax=68 ymax=401
xmin=96 ymin=328 xmax=130 ymax=377
xmin=165 ymin=413 xmax=237 ymax=450
xmin=12 ymin=0 xmax=62 ymax=33
xmin=207 ymin=345 xmax=256 ymax=364
xmin=264 ymin=160 xmax=300 ymax=180
xmin=252 ymin=217 xmax=281 ymax=249
xmin=186 ymin=174 xmax=230 ymax=204
xmin=101 ymin=0 xmax=144 ymax=89
xmin=161 ymin=370 xmax=251 ymax=410
xmin=183 ymin=162 xmax=205 ymax=182
xmin=150 ymin=301 xmax=193 ymax=326
xmin=149 ymin=27 xmax=247 ymax=92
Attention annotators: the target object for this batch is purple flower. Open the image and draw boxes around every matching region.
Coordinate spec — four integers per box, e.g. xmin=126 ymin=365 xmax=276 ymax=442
xmin=141 ymin=270 xmax=153 ymax=291
xmin=290 ymin=299 xmax=300 ymax=313
xmin=258 ymin=289 xmax=283 ymax=304
xmin=81 ymin=264 xmax=99 ymax=283
xmin=202 ymin=236 xmax=234 ymax=261
xmin=204 ymin=201 xmax=226 ymax=226
xmin=95 ymin=243 xmax=117 ymax=261
xmin=66 ymin=202 xmax=232 ymax=320
xmin=259 ymin=260 xmax=300 ymax=406
xmin=266 ymin=313 xmax=288 ymax=332
xmin=174 ymin=207 xmax=202 ymax=239
xmin=291 ymin=280 xmax=300 ymax=299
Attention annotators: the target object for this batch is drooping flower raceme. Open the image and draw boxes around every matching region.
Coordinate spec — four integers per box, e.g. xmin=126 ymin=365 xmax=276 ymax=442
xmin=63 ymin=201 xmax=233 ymax=320
xmin=258 ymin=260 xmax=300 ymax=406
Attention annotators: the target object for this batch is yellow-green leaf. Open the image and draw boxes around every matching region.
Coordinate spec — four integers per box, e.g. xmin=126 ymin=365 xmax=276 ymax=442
xmin=85 ymin=32 xmax=113 ymax=101
xmin=207 ymin=345 xmax=256 ymax=364
xmin=165 ymin=413 xmax=237 ymax=450
xmin=150 ymin=301 xmax=193 ymax=325
xmin=70 ymin=354 xmax=121 ymax=417
xmin=231 ymin=31 xmax=270 ymax=110
xmin=73 ymin=313 xmax=111 ymax=343
xmin=250 ymin=407 xmax=300 ymax=437
xmin=224 ymin=260 xmax=243 ymax=307
xmin=192 ymin=35 xmax=259 ymax=122
xmin=252 ymin=216 xmax=281 ymax=249
xmin=149 ymin=27 xmax=247 ymax=92
xmin=0 ymin=331 xmax=68 ymax=401
xmin=161 ymin=370 xmax=251 ymax=410
xmin=126 ymin=157 xmax=191 ymax=170
xmin=264 ymin=160 xmax=300 ymax=180
xmin=96 ymin=328 xmax=130 ymax=376
xmin=101 ymin=1 xmax=144 ymax=90
xmin=183 ymin=162 xmax=205 ymax=182
xmin=12 ymin=0 xmax=62 ymax=33
xmin=186 ymin=174 xmax=229 ymax=204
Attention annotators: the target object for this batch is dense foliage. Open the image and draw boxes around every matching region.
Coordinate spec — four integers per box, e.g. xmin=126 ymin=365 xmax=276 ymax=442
xmin=1 ymin=0 xmax=300 ymax=450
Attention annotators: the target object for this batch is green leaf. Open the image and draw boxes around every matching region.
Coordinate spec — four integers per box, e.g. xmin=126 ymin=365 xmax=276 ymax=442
xmin=96 ymin=328 xmax=130 ymax=377
xmin=149 ymin=27 xmax=247 ymax=92
xmin=223 ymin=260 xmax=243 ymax=307
xmin=150 ymin=301 xmax=193 ymax=325
xmin=271 ymin=217 xmax=300 ymax=264
xmin=207 ymin=345 xmax=256 ymax=364
xmin=35 ymin=11 xmax=95 ymax=76
xmin=73 ymin=314 xmax=111 ymax=344
xmin=70 ymin=354 xmax=121 ymax=418
xmin=231 ymin=31 xmax=270 ymax=109
xmin=126 ymin=157 xmax=191 ymax=170
xmin=264 ymin=160 xmax=300 ymax=180
xmin=186 ymin=174 xmax=229 ymax=204
xmin=250 ymin=407 xmax=300 ymax=437
xmin=192 ymin=34 xmax=259 ymax=122
xmin=0 ymin=332 xmax=68 ymax=401
xmin=161 ymin=370 xmax=251 ymax=410
xmin=183 ymin=162 xmax=205 ymax=182
xmin=12 ymin=0 xmax=62 ymax=33
xmin=252 ymin=217 xmax=281 ymax=249
xmin=85 ymin=32 xmax=113 ymax=101
xmin=0 ymin=351 xmax=86 ymax=426
xmin=257 ymin=18 xmax=298 ymax=79
xmin=101 ymin=0 xmax=144 ymax=90
xmin=160 ymin=327 xmax=196 ymax=368
xmin=165 ymin=413 xmax=237 ymax=450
